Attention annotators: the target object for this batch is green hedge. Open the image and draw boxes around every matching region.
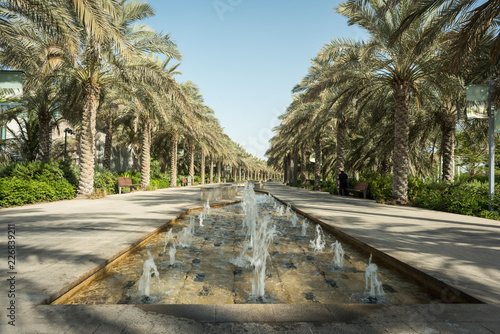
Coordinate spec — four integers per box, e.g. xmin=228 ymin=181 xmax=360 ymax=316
xmin=356 ymin=172 xmax=500 ymax=220
xmin=0 ymin=177 xmax=75 ymax=207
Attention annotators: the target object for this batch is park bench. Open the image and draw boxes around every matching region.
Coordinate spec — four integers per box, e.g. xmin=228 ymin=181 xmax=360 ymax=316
xmin=117 ymin=177 xmax=141 ymax=194
xmin=181 ymin=178 xmax=188 ymax=186
xmin=347 ymin=182 xmax=368 ymax=199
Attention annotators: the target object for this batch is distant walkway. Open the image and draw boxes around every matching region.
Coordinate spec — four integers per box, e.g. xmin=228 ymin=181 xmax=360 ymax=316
xmin=265 ymin=182 xmax=500 ymax=304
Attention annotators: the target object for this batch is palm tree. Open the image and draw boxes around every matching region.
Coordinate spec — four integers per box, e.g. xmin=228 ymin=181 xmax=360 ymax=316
xmin=393 ymin=0 xmax=500 ymax=69
xmin=336 ymin=0 xmax=449 ymax=204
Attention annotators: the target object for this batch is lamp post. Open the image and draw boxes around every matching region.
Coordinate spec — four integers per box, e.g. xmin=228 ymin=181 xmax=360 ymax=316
xmin=64 ymin=128 xmax=74 ymax=161
xmin=466 ymin=84 xmax=494 ymax=210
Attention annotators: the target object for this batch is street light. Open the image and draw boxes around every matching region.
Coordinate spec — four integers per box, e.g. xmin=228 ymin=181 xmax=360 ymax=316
xmin=64 ymin=128 xmax=74 ymax=161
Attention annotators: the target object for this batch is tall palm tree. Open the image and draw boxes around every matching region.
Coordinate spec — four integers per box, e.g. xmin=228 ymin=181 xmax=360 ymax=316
xmin=336 ymin=0 xmax=449 ymax=204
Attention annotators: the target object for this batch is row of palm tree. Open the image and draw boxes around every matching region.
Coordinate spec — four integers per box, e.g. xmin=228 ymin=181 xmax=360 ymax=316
xmin=0 ymin=0 xmax=275 ymax=196
xmin=267 ymin=0 xmax=499 ymax=204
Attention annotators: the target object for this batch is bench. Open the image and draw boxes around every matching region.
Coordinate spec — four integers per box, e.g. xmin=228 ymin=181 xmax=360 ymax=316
xmin=181 ymin=178 xmax=188 ymax=186
xmin=117 ymin=177 xmax=141 ymax=194
xmin=347 ymin=182 xmax=368 ymax=199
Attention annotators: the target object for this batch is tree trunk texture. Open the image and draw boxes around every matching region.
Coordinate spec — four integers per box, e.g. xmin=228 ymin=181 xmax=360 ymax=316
xmin=292 ymin=151 xmax=299 ymax=187
xmin=38 ymin=109 xmax=51 ymax=163
xmin=103 ymin=116 xmax=112 ymax=170
xmin=336 ymin=118 xmax=347 ymax=190
xmin=188 ymin=142 xmax=195 ymax=185
xmin=288 ymin=155 xmax=293 ymax=186
xmin=217 ymin=160 xmax=221 ymax=183
xmin=200 ymin=151 xmax=205 ymax=185
xmin=210 ymin=157 xmax=214 ymax=183
xmin=239 ymin=166 xmax=242 ymax=181
xmin=441 ymin=116 xmax=456 ymax=182
xmin=313 ymin=135 xmax=322 ymax=191
xmin=300 ymin=147 xmax=307 ymax=186
xmin=283 ymin=156 xmax=288 ymax=184
xmin=77 ymin=83 xmax=100 ymax=197
xmin=392 ymin=83 xmax=411 ymax=204
xmin=170 ymin=132 xmax=178 ymax=188
xmin=140 ymin=119 xmax=152 ymax=189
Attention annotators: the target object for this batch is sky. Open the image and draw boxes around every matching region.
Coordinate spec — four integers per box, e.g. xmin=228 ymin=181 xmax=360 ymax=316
xmin=143 ymin=0 xmax=367 ymax=159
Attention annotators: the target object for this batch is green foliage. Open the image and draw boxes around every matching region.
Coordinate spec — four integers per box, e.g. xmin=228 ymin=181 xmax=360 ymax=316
xmin=59 ymin=158 xmax=79 ymax=187
xmin=150 ymin=178 xmax=170 ymax=189
xmin=0 ymin=160 xmax=65 ymax=182
xmin=356 ymin=171 xmax=500 ymax=220
xmin=94 ymin=167 xmax=118 ymax=194
xmin=0 ymin=177 xmax=75 ymax=207
xmin=119 ymin=170 xmax=141 ymax=185
xmin=321 ymin=176 xmax=337 ymax=194
xmin=359 ymin=172 xmax=392 ymax=202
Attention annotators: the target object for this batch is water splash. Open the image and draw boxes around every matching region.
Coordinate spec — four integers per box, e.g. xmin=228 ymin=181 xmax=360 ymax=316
xmin=290 ymin=212 xmax=299 ymax=227
xmin=365 ymin=254 xmax=384 ymax=298
xmin=198 ymin=212 xmax=204 ymax=227
xmin=242 ymin=182 xmax=258 ymax=236
xmin=203 ymin=200 xmax=210 ymax=216
xmin=285 ymin=204 xmax=291 ymax=217
xmin=301 ymin=218 xmax=308 ymax=236
xmin=331 ymin=241 xmax=344 ymax=269
xmin=138 ymin=250 xmax=160 ymax=297
xmin=178 ymin=218 xmax=195 ymax=248
xmin=168 ymin=241 xmax=177 ymax=266
xmin=163 ymin=230 xmax=175 ymax=255
xmin=248 ymin=216 xmax=276 ymax=299
xmin=309 ymin=224 xmax=326 ymax=251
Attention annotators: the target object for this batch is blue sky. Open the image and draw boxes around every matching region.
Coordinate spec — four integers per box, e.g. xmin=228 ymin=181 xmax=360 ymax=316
xmin=144 ymin=1 xmax=367 ymax=159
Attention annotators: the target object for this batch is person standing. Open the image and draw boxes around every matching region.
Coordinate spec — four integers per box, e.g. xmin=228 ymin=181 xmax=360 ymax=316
xmin=339 ymin=171 xmax=348 ymax=196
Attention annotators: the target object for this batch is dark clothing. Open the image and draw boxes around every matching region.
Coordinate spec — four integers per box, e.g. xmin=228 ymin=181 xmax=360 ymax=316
xmin=339 ymin=172 xmax=348 ymax=196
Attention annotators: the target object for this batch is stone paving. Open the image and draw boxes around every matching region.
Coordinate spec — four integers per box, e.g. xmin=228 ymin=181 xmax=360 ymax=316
xmin=1 ymin=182 xmax=499 ymax=333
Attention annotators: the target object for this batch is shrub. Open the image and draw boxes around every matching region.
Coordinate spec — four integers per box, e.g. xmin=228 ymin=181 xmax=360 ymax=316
xmin=150 ymin=178 xmax=169 ymax=189
xmin=359 ymin=172 xmax=392 ymax=202
xmin=321 ymin=176 xmax=337 ymax=194
xmin=94 ymin=167 xmax=118 ymax=194
xmin=0 ymin=177 xmax=75 ymax=207
xmin=1 ymin=160 xmax=66 ymax=182
xmin=59 ymin=158 xmax=79 ymax=187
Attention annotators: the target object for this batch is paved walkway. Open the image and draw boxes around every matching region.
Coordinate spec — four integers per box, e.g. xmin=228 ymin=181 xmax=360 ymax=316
xmin=0 ymin=183 xmax=499 ymax=333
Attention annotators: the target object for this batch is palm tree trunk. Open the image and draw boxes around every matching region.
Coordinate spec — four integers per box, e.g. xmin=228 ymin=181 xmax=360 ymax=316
xmin=103 ymin=116 xmax=112 ymax=170
xmin=38 ymin=109 xmax=51 ymax=163
xmin=210 ymin=157 xmax=214 ymax=183
xmin=288 ymin=155 xmax=293 ymax=186
xmin=77 ymin=83 xmax=100 ymax=197
xmin=239 ymin=166 xmax=242 ymax=181
xmin=170 ymin=132 xmax=178 ymax=188
xmin=313 ymin=135 xmax=322 ymax=191
xmin=140 ymin=119 xmax=151 ymax=189
xmin=292 ymin=151 xmax=299 ymax=187
xmin=300 ymin=146 xmax=307 ymax=185
xmin=392 ymin=83 xmax=411 ymax=204
xmin=217 ymin=160 xmax=221 ymax=183
xmin=283 ymin=156 xmax=288 ymax=184
xmin=200 ymin=151 xmax=206 ymax=185
xmin=336 ymin=117 xmax=347 ymax=189
xmin=441 ymin=118 xmax=456 ymax=182
xmin=188 ymin=142 xmax=195 ymax=186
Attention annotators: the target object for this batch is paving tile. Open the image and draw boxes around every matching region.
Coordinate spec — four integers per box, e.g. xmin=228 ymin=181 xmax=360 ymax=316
xmin=215 ymin=304 xmax=276 ymax=322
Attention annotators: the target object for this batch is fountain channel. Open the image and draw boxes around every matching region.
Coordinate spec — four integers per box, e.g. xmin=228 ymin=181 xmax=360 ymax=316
xmin=59 ymin=184 xmax=464 ymax=305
